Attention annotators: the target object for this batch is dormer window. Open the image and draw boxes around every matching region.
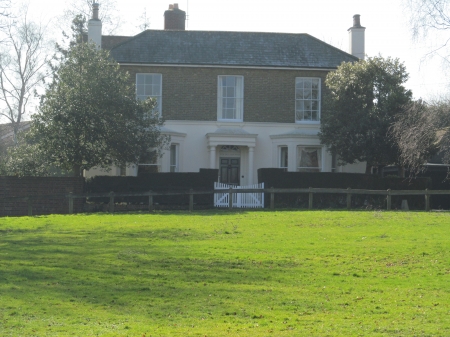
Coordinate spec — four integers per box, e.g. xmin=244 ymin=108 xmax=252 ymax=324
xmin=295 ymin=77 xmax=320 ymax=123
xmin=217 ymin=75 xmax=244 ymax=122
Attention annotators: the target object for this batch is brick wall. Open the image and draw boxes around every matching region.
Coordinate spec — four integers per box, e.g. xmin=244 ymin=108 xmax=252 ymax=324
xmin=122 ymin=65 xmax=329 ymax=123
xmin=0 ymin=177 xmax=84 ymax=216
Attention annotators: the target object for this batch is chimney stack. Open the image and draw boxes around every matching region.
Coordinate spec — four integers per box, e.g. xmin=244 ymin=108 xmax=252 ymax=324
xmin=88 ymin=2 xmax=102 ymax=49
xmin=164 ymin=3 xmax=186 ymax=30
xmin=348 ymin=14 xmax=365 ymax=59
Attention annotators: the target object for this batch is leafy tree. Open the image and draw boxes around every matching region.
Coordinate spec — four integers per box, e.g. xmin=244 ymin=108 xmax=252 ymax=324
xmin=26 ymin=41 xmax=166 ymax=177
xmin=319 ymin=56 xmax=412 ymax=173
xmin=391 ymin=98 xmax=450 ymax=174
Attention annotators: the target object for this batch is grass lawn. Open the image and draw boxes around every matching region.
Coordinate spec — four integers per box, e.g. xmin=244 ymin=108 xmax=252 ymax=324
xmin=0 ymin=210 xmax=449 ymax=336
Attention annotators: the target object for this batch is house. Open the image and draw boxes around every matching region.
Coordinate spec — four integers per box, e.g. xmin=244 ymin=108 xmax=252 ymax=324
xmin=84 ymin=3 xmax=367 ymax=185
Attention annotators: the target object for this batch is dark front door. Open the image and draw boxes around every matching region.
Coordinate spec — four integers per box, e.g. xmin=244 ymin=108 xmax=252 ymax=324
xmin=220 ymin=158 xmax=240 ymax=185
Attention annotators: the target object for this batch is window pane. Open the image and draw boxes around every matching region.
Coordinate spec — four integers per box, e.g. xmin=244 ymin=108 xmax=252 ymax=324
xmin=226 ymin=76 xmax=235 ymax=87
xmin=136 ymin=86 xmax=144 ymax=95
xmin=137 ymin=75 xmax=145 ymax=85
xmin=295 ymin=77 xmax=320 ymax=122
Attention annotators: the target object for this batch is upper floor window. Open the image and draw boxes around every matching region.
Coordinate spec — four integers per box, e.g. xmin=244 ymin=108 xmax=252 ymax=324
xmin=136 ymin=73 xmax=162 ymax=115
xmin=295 ymin=78 xmax=320 ymax=123
xmin=218 ymin=75 xmax=244 ymax=121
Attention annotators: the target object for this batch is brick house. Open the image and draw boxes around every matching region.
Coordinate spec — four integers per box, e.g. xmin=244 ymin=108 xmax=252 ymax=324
xmin=85 ymin=3 xmax=366 ymax=185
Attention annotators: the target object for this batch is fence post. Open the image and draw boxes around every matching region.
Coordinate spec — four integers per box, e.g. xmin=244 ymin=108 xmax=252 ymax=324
xmin=308 ymin=187 xmax=313 ymax=210
xmin=346 ymin=187 xmax=352 ymax=210
xmin=228 ymin=187 xmax=233 ymax=209
xmin=270 ymin=187 xmax=275 ymax=210
xmin=109 ymin=191 xmax=114 ymax=214
xmin=386 ymin=189 xmax=392 ymax=210
xmin=148 ymin=190 xmax=154 ymax=212
xmin=189 ymin=189 xmax=194 ymax=212
xmin=68 ymin=192 xmax=74 ymax=214
xmin=425 ymin=188 xmax=430 ymax=211
xmin=27 ymin=197 xmax=32 ymax=216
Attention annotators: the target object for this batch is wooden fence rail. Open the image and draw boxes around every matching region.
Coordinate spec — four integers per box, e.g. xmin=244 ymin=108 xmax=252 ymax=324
xmin=1 ymin=187 xmax=450 ymax=215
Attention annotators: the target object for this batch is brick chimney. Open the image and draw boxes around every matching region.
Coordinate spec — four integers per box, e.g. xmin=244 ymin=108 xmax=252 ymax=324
xmin=164 ymin=3 xmax=186 ymax=30
xmin=348 ymin=14 xmax=365 ymax=59
xmin=88 ymin=2 xmax=102 ymax=48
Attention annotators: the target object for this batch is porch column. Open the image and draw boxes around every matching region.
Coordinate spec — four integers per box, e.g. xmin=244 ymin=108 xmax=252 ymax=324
xmin=248 ymin=146 xmax=254 ymax=185
xmin=209 ymin=145 xmax=216 ymax=169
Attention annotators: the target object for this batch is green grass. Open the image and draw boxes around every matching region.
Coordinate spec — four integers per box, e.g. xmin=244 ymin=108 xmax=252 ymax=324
xmin=0 ymin=210 xmax=449 ymax=336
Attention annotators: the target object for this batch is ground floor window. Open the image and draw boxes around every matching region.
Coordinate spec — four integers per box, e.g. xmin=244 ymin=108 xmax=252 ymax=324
xmin=170 ymin=144 xmax=179 ymax=172
xmin=138 ymin=150 xmax=160 ymax=175
xmin=297 ymin=147 xmax=321 ymax=172
xmin=279 ymin=146 xmax=288 ymax=170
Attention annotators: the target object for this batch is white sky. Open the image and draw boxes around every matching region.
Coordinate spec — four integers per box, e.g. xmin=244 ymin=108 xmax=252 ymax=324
xmin=29 ymin=0 xmax=450 ymax=100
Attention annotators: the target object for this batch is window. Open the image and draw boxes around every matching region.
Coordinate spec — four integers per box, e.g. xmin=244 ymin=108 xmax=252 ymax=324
xmin=136 ymin=73 xmax=162 ymax=115
xmin=138 ymin=150 xmax=160 ymax=175
xmin=295 ymin=78 xmax=320 ymax=122
xmin=279 ymin=146 xmax=288 ymax=170
xmin=218 ymin=75 xmax=244 ymax=121
xmin=297 ymin=147 xmax=322 ymax=172
xmin=170 ymin=144 xmax=179 ymax=172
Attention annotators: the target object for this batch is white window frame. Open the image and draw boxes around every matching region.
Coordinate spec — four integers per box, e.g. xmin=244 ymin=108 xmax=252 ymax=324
xmin=136 ymin=73 xmax=162 ymax=116
xmin=295 ymin=77 xmax=321 ymax=123
xmin=217 ymin=75 xmax=244 ymax=122
xmin=297 ymin=146 xmax=322 ymax=172
xmin=279 ymin=146 xmax=288 ymax=170
xmin=169 ymin=144 xmax=179 ymax=173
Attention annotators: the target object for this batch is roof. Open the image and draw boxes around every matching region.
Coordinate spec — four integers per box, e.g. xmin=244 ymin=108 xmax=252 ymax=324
xmin=109 ymin=30 xmax=358 ymax=69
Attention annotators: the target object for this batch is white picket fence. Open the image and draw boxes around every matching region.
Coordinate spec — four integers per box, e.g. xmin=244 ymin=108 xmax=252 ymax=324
xmin=214 ymin=182 xmax=264 ymax=208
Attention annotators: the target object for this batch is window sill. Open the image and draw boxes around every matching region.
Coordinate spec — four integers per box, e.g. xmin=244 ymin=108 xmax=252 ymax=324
xmin=217 ymin=119 xmax=243 ymax=123
xmin=295 ymin=120 xmax=320 ymax=125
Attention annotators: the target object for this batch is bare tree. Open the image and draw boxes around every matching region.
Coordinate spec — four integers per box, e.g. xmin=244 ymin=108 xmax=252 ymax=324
xmin=62 ymin=0 xmax=122 ymax=35
xmin=406 ymin=0 xmax=450 ymax=60
xmin=0 ymin=11 xmax=51 ymax=143
xmin=136 ymin=7 xmax=150 ymax=32
xmin=390 ymin=99 xmax=450 ymax=174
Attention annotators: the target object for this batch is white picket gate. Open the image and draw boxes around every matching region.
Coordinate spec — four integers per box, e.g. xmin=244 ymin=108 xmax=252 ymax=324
xmin=214 ymin=182 xmax=264 ymax=208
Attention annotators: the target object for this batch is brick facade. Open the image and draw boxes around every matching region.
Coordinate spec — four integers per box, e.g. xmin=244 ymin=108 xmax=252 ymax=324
xmin=122 ymin=65 xmax=329 ymax=123
xmin=0 ymin=177 xmax=84 ymax=216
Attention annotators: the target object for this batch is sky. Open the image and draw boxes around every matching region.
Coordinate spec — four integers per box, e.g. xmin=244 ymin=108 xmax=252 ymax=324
xmin=28 ymin=0 xmax=450 ymax=100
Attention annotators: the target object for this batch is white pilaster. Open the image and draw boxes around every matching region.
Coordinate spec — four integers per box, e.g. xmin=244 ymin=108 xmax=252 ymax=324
xmin=248 ymin=146 xmax=254 ymax=184
xmin=209 ymin=146 xmax=216 ymax=169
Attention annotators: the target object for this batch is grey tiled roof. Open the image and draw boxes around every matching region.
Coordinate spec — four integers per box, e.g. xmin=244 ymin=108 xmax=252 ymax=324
xmin=109 ymin=30 xmax=358 ymax=68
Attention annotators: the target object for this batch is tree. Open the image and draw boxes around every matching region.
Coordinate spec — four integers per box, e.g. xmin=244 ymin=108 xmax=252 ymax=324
xmin=0 ymin=11 xmax=51 ymax=143
xmin=26 ymin=41 xmax=166 ymax=177
xmin=319 ymin=56 xmax=413 ymax=172
xmin=406 ymin=0 xmax=450 ymax=61
xmin=61 ymin=0 xmax=121 ymax=35
xmin=391 ymin=98 xmax=450 ymax=174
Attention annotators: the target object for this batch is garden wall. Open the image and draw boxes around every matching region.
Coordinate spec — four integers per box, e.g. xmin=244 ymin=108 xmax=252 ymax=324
xmin=258 ymin=169 xmax=432 ymax=209
xmin=85 ymin=169 xmax=219 ymax=209
xmin=0 ymin=176 xmax=84 ymax=216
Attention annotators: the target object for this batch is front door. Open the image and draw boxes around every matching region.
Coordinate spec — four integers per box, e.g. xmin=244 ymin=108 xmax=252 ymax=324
xmin=220 ymin=158 xmax=240 ymax=185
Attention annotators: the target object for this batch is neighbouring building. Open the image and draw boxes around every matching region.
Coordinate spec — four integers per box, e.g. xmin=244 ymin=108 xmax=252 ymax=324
xmin=85 ymin=3 xmax=367 ymax=185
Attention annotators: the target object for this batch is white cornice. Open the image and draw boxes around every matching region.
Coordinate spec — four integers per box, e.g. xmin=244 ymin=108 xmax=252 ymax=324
xmin=119 ymin=63 xmax=334 ymax=72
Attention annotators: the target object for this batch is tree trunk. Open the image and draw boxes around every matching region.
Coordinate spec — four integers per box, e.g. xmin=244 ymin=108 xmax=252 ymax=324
xmin=365 ymin=163 xmax=372 ymax=174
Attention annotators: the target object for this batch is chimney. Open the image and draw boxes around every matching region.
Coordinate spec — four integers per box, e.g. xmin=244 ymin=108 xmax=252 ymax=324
xmin=164 ymin=3 xmax=186 ymax=30
xmin=348 ymin=14 xmax=365 ymax=59
xmin=88 ymin=2 xmax=102 ymax=49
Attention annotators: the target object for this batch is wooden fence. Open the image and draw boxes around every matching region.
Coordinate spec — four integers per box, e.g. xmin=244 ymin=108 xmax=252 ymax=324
xmin=2 ymin=187 xmax=450 ymax=216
